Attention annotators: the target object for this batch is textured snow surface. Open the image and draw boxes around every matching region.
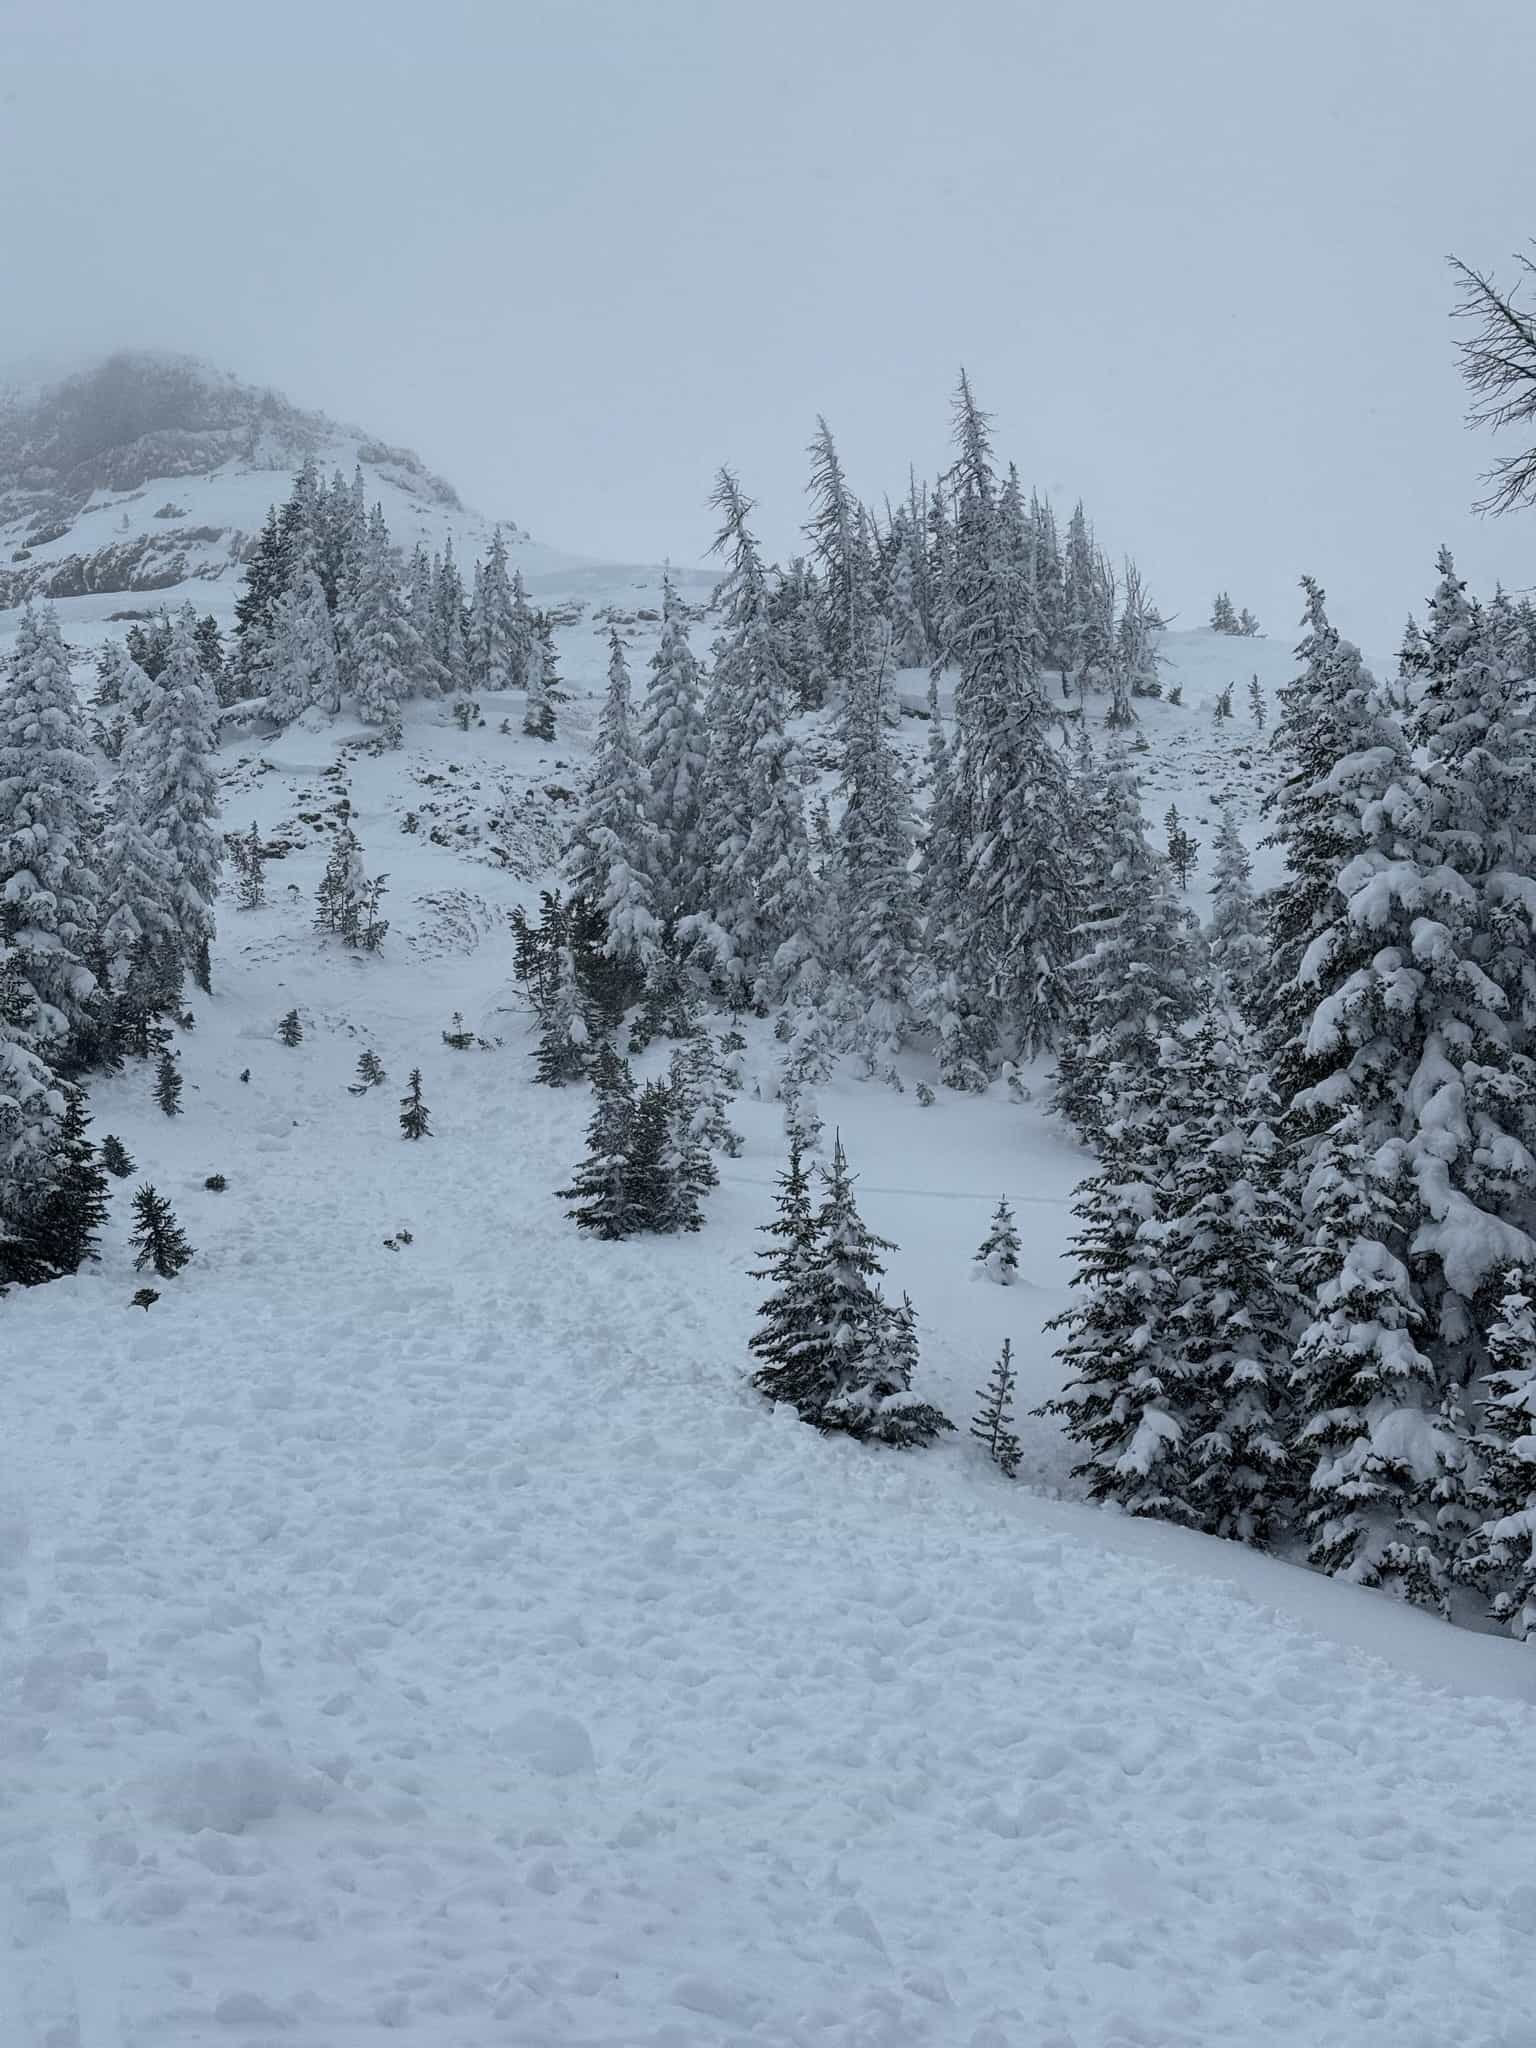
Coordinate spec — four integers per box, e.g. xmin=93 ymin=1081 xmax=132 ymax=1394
xmin=4 ymin=612 xmax=1536 ymax=2046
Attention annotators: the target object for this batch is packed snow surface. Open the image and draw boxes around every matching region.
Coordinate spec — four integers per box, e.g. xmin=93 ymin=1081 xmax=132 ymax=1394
xmin=3 ymin=587 xmax=1535 ymax=2047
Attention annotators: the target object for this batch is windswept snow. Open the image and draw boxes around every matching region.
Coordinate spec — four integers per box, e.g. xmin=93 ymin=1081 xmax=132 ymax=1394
xmin=3 ymin=607 xmax=1534 ymax=2046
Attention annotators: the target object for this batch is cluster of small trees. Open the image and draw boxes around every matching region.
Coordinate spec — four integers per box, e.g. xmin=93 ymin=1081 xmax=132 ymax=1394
xmin=559 ymin=1041 xmax=722 ymax=1238
xmin=0 ymin=1075 xmax=193 ymax=1297
xmin=229 ymin=459 xmax=564 ymax=738
xmin=750 ymin=1129 xmax=952 ymax=1447
xmin=0 ymin=603 xmax=222 ymax=1285
xmin=313 ymin=804 xmax=388 ymax=950
xmin=1209 ymin=592 xmax=1261 ymax=636
xmin=559 ymin=380 xmax=1168 ymax=1104
xmin=1043 ymin=555 xmax=1536 ymax=1636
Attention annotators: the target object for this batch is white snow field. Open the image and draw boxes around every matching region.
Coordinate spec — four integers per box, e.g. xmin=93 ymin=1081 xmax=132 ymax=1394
xmin=4 ymin=587 xmax=1536 ymax=2048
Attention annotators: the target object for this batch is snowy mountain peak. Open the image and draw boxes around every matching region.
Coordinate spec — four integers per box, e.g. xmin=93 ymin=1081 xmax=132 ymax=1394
xmin=0 ymin=352 xmax=522 ymax=614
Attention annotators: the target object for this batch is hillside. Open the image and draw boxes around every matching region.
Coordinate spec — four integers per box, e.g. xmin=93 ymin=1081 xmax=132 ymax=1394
xmin=3 ymin=557 xmax=1534 ymax=2046
xmin=0 ymin=352 xmax=644 ymax=619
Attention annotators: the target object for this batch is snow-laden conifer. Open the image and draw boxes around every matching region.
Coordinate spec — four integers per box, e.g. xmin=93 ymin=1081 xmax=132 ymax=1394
xmin=637 ymin=580 xmax=708 ymax=925
xmin=0 ymin=605 xmax=101 ymax=1058
xmin=1459 ymin=1268 xmax=1536 ymax=1635
xmin=688 ymin=470 xmax=818 ymax=1007
xmin=1054 ymin=749 xmax=1200 ymax=1149
xmin=260 ymin=569 xmax=339 ymax=728
xmin=131 ymin=612 xmax=222 ymax=992
xmin=341 ymin=504 xmax=409 ymax=726
xmin=974 ymin=1197 xmax=1021 ymax=1284
xmin=1206 ymin=809 xmax=1264 ymax=1010
xmin=566 ymin=632 xmax=659 ymax=976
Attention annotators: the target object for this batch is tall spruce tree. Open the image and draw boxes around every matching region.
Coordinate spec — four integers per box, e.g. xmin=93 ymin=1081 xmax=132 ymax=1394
xmin=566 ymin=632 xmax=660 ymax=977
xmin=688 ymin=470 xmax=818 ymax=1008
xmin=132 ymin=612 xmax=223 ymax=992
xmin=637 ymin=579 xmax=709 ymax=926
xmin=1288 ymin=1110 xmax=1456 ymax=1605
xmin=259 ymin=568 xmax=339 ymax=728
xmin=468 ymin=527 xmax=520 ymax=691
xmin=941 ymin=375 xmax=1077 ymax=1069
xmin=1206 ymin=809 xmax=1265 ymax=1012
xmin=432 ymin=543 xmax=470 ymax=697
xmin=0 ymin=605 xmax=101 ymax=1061
xmin=559 ymin=1044 xmax=640 ymax=1237
xmin=1054 ymin=749 xmax=1200 ymax=1149
xmin=1264 ymin=568 xmax=1536 ymax=1605
xmin=0 ymin=1086 xmax=108 ymax=1285
xmin=341 ymin=504 xmax=409 ymax=726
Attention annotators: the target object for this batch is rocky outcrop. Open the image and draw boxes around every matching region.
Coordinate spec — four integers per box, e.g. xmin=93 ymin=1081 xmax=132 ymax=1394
xmin=0 ymin=527 xmax=238 ymax=608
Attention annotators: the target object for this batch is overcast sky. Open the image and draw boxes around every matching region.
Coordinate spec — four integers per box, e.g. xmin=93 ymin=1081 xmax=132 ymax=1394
xmin=4 ymin=0 xmax=1535 ymax=649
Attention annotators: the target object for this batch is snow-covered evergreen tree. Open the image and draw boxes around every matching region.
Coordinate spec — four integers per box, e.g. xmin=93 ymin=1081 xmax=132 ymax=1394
xmin=131 ymin=613 xmax=223 ymax=992
xmin=1163 ymin=805 xmax=1199 ymax=890
xmin=752 ymin=1132 xmax=950 ymax=1446
xmin=565 ymin=632 xmax=659 ymax=976
xmin=433 ymin=543 xmax=470 ymax=698
xmin=689 ymin=469 xmax=818 ymax=1008
xmin=833 ymin=589 xmax=920 ymax=1047
xmin=1210 ymin=592 xmax=1239 ymax=634
xmin=637 ymin=580 xmax=708 ymax=926
xmin=1206 ymin=808 xmax=1265 ymax=1010
xmin=13 ymin=1086 xmax=109 ymax=1282
xmin=0 ymin=604 xmax=101 ymax=1062
xmin=259 ymin=568 xmax=339 ymax=728
xmin=522 ymin=614 xmax=564 ymax=741
xmin=1256 ymin=579 xmax=1368 ymax=1050
xmin=341 ymin=504 xmax=408 ymax=727
xmin=98 ymin=765 xmax=178 ymax=1005
xmin=972 ymin=1339 xmax=1022 ymax=1476
xmin=559 ymin=1045 xmax=640 ymax=1236
xmin=748 ymin=1128 xmax=819 ymax=1400
xmin=941 ymin=375 xmax=1077 ymax=1069
xmin=468 ymin=527 xmax=520 ymax=691
xmin=405 ymin=545 xmax=448 ymax=697
xmin=1042 ymin=1016 xmax=1262 ymax=1527
xmin=1152 ymin=1016 xmax=1294 ymax=1543
xmin=804 ymin=420 xmax=868 ymax=691
xmin=1288 ymin=1110 xmax=1460 ymax=1605
xmin=974 ymin=1196 xmax=1021 ymax=1284
xmin=1263 ymin=571 xmax=1536 ymax=1604
xmin=314 ymin=809 xmax=375 ymax=948
xmin=532 ymin=944 xmax=590 ymax=1086
xmin=1459 ymin=1268 xmax=1536 ymax=1635
xmin=1054 ymin=750 xmax=1199 ymax=1148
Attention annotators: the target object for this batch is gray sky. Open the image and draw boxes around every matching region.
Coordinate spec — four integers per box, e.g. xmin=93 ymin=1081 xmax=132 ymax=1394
xmin=5 ymin=0 xmax=1535 ymax=648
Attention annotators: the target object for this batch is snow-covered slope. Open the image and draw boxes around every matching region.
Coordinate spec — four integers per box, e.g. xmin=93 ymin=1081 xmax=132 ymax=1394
xmin=4 ymin=607 xmax=1535 ymax=2047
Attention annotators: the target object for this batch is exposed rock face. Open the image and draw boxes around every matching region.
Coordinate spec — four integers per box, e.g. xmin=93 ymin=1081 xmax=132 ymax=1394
xmin=0 ymin=529 xmax=236 ymax=608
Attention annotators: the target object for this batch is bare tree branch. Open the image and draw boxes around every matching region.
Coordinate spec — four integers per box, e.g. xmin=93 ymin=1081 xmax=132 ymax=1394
xmin=1449 ymin=247 xmax=1536 ymax=514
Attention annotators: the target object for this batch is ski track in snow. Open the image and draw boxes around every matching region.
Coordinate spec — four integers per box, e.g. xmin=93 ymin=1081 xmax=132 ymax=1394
xmin=3 ymin=608 xmax=1536 ymax=2045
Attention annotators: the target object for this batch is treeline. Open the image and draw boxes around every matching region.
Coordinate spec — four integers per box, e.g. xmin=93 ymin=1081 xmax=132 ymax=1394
xmin=542 ymin=369 xmax=1536 ymax=1635
xmin=227 ymin=459 xmax=563 ymax=738
xmin=1044 ymin=557 xmax=1536 ymax=1637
